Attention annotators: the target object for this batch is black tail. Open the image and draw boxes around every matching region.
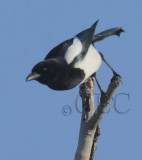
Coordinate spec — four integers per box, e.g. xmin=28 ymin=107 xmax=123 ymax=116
xmin=92 ymin=27 xmax=125 ymax=43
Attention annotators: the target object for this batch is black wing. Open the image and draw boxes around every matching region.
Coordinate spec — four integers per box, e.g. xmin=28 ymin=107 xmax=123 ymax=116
xmin=44 ymin=20 xmax=99 ymax=60
xmin=44 ymin=38 xmax=73 ymax=60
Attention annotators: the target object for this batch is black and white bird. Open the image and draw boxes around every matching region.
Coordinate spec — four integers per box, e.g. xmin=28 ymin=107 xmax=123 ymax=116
xmin=26 ymin=20 xmax=124 ymax=90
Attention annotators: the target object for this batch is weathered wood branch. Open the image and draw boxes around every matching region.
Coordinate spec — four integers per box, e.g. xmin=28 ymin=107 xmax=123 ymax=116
xmin=89 ymin=125 xmax=101 ymax=160
xmin=75 ymin=74 xmax=121 ymax=160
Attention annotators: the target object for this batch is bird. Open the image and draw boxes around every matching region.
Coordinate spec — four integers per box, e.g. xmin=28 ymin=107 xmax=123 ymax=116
xmin=26 ymin=20 xmax=124 ymax=91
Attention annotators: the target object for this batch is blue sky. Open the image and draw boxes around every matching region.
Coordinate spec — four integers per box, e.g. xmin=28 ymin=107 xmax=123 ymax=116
xmin=0 ymin=0 xmax=142 ymax=159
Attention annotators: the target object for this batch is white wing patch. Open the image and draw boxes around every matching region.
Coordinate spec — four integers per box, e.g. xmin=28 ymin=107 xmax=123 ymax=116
xmin=74 ymin=44 xmax=102 ymax=81
xmin=64 ymin=37 xmax=82 ymax=64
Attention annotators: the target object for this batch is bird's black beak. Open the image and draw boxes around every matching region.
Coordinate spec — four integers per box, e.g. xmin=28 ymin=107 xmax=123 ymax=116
xmin=26 ymin=72 xmax=41 ymax=81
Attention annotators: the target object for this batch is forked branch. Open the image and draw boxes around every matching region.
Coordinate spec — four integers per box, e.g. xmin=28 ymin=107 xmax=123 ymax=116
xmin=75 ymin=74 xmax=121 ymax=160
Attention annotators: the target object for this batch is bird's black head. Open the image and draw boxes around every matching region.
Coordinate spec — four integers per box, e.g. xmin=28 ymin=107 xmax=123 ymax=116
xmin=26 ymin=60 xmax=55 ymax=85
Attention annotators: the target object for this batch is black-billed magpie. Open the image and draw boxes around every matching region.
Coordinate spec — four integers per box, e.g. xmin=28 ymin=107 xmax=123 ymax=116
xmin=26 ymin=20 xmax=124 ymax=90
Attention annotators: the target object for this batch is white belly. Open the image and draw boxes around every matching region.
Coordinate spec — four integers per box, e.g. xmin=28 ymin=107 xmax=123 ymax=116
xmin=74 ymin=44 xmax=102 ymax=81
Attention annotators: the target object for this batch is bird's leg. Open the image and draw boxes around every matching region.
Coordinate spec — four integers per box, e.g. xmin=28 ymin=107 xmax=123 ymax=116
xmin=93 ymin=73 xmax=108 ymax=104
xmin=94 ymin=73 xmax=104 ymax=94
xmin=99 ymin=52 xmax=121 ymax=77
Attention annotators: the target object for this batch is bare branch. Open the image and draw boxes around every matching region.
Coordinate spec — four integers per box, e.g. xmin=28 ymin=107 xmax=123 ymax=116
xmin=75 ymin=77 xmax=96 ymax=160
xmin=75 ymin=74 xmax=121 ymax=160
xmin=90 ymin=75 xmax=121 ymax=130
xmin=89 ymin=125 xmax=101 ymax=160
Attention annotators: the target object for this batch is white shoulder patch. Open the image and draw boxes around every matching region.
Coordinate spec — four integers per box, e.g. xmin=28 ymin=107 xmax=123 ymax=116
xmin=64 ymin=37 xmax=82 ymax=64
xmin=74 ymin=45 xmax=102 ymax=81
